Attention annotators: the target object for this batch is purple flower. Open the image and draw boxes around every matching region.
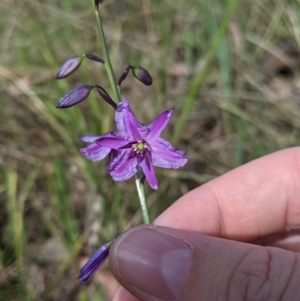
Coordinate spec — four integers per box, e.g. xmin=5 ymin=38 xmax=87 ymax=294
xmin=81 ymin=100 xmax=188 ymax=189
xmin=78 ymin=239 xmax=114 ymax=284
xmin=80 ymin=132 xmax=118 ymax=161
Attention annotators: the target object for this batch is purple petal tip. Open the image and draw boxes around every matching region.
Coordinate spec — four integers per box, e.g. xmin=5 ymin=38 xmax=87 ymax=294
xmin=78 ymin=239 xmax=114 ymax=284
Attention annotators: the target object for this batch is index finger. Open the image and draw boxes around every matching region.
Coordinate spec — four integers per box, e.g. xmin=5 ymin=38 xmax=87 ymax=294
xmin=155 ymin=147 xmax=300 ymax=241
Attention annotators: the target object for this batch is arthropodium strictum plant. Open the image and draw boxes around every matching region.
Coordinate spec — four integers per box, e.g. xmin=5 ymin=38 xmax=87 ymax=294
xmin=55 ymin=0 xmax=188 ymax=284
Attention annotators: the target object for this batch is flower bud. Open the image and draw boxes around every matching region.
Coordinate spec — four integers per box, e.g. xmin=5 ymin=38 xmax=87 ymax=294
xmin=95 ymin=0 xmax=103 ymax=9
xmin=78 ymin=239 xmax=114 ymax=284
xmin=56 ymin=56 xmax=83 ymax=79
xmin=56 ymin=85 xmax=94 ymax=108
xmin=131 ymin=66 xmax=153 ymax=86
xmin=85 ymin=53 xmax=104 ymax=64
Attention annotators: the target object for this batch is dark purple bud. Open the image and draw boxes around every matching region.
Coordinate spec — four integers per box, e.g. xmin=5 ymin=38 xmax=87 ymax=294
xmin=56 ymin=85 xmax=94 ymax=108
xmin=78 ymin=239 xmax=114 ymax=284
xmin=85 ymin=53 xmax=104 ymax=64
xmin=56 ymin=56 xmax=83 ymax=79
xmin=95 ymin=85 xmax=117 ymax=110
xmin=131 ymin=66 xmax=153 ymax=86
xmin=95 ymin=0 xmax=103 ymax=9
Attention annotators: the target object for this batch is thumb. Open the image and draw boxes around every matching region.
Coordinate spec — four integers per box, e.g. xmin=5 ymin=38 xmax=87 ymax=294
xmin=109 ymin=225 xmax=300 ymax=301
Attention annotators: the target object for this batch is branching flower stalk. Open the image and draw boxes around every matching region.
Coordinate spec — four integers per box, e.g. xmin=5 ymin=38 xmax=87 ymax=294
xmin=55 ymin=0 xmax=188 ymax=284
xmin=91 ymin=0 xmax=121 ymax=103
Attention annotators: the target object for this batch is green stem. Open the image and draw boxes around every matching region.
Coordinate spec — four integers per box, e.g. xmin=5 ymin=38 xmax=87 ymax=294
xmin=135 ymin=175 xmax=150 ymax=224
xmin=92 ymin=2 xmax=149 ymax=224
xmin=91 ymin=1 xmax=121 ymax=103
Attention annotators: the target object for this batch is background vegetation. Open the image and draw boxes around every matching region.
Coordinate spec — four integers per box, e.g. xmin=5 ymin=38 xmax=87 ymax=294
xmin=1 ymin=0 xmax=300 ymax=300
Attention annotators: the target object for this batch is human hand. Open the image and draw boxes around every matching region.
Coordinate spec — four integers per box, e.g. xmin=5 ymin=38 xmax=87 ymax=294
xmin=109 ymin=148 xmax=300 ymax=301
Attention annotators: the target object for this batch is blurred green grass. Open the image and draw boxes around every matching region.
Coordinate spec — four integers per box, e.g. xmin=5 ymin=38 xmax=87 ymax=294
xmin=1 ymin=0 xmax=300 ymax=300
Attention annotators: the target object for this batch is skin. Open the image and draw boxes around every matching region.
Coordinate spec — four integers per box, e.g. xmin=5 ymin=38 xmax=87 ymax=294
xmin=110 ymin=147 xmax=300 ymax=301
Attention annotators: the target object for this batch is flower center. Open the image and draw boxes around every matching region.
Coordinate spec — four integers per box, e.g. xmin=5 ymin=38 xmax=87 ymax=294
xmin=132 ymin=140 xmax=147 ymax=153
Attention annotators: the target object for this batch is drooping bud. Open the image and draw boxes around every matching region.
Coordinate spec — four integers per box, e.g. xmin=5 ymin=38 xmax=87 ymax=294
xmin=117 ymin=65 xmax=131 ymax=86
xmin=95 ymin=85 xmax=117 ymax=110
xmin=131 ymin=66 xmax=153 ymax=86
xmin=95 ymin=0 xmax=103 ymax=9
xmin=56 ymin=56 xmax=84 ymax=79
xmin=56 ymin=85 xmax=94 ymax=108
xmin=85 ymin=53 xmax=105 ymax=64
xmin=78 ymin=239 xmax=114 ymax=284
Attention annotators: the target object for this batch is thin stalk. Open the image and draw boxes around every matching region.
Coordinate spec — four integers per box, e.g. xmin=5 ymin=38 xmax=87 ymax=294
xmin=91 ymin=1 xmax=121 ymax=103
xmin=135 ymin=175 xmax=150 ymax=224
xmin=91 ymin=1 xmax=149 ymax=224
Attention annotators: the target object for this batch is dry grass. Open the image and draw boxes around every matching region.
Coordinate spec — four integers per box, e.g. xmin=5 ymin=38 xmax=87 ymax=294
xmin=1 ymin=0 xmax=300 ymax=300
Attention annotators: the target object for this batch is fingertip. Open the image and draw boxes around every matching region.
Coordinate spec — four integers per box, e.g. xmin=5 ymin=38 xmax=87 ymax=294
xmin=109 ymin=225 xmax=192 ymax=301
xmin=113 ymin=286 xmax=140 ymax=301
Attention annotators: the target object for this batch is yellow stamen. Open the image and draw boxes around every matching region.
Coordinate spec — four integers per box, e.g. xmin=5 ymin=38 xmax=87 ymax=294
xmin=132 ymin=141 xmax=146 ymax=153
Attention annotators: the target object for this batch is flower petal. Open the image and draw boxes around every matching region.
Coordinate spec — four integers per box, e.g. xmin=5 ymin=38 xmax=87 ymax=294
xmin=156 ymin=137 xmax=186 ymax=155
xmin=108 ymin=151 xmax=138 ymax=181
xmin=115 ymin=100 xmax=144 ymax=140
xmin=141 ymin=151 xmax=158 ymax=190
xmin=96 ymin=136 xmax=128 ymax=149
xmin=151 ymin=141 xmax=188 ymax=169
xmin=80 ymin=132 xmax=117 ymax=143
xmin=78 ymin=240 xmax=113 ymax=284
xmin=81 ymin=143 xmax=111 ymax=161
xmin=146 ymin=109 xmax=173 ymax=141
xmin=80 ymin=135 xmax=102 ymax=142
xmin=80 ymin=132 xmax=118 ymax=161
